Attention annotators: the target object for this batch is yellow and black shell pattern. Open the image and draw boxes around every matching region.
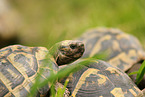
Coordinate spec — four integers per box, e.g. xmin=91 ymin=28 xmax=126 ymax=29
xmin=78 ymin=28 xmax=145 ymax=71
xmin=60 ymin=60 xmax=143 ymax=97
xmin=0 ymin=45 xmax=58 ymax=97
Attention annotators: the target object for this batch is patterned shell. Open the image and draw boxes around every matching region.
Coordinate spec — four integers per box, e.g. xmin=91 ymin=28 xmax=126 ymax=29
xmin=0 ymin=45 xmax=58 ymax=97
xmin=60 ymin=60 xmax=143 ymax=97
xmin=78 ymin=28 xmax=145 ymax=71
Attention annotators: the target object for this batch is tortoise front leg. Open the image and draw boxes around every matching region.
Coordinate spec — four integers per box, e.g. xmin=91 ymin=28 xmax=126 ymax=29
xmin=54 ymin=82 xmax=70 ymax=97
xmin=38 ymin=82 xmax=70 ymax=97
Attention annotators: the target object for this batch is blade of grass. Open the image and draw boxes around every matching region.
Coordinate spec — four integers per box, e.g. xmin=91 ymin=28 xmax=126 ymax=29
xmin=60 ymin=79 xmax=69 ymax=97
xmin=128 ymin=71 xmax=138 ymax=76
xmin=55 ymin=79 xmax=69 ymax=97
xmin=56 ymin=87 xmax=62 ymax=97
xmin=50 ymin=83 xmax=56 ymax=97
xmin=136 ymin=60 xmax=145 ymax=84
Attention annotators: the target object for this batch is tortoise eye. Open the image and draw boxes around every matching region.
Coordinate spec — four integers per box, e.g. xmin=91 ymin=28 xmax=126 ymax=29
xmin=70 ymin=44 xmax=77 ymax=49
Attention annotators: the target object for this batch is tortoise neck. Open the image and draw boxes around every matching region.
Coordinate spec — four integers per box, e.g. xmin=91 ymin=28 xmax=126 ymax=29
xmin=49 ymin=43 xmax=60 ymax=64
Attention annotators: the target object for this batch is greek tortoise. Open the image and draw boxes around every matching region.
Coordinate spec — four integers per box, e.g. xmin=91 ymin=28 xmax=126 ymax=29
xmin=59 ymin=59 xmax=144 ymax=97
xmin=0 ymin=40 xmax=84 ymax=97
xmin=78 ymin=27 xmax=145 ymax=89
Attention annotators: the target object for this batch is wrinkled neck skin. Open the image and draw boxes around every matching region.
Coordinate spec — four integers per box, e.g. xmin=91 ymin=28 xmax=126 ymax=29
xmin=55 ymin=52 xmax=77 ymax=65
xmin=49 ymin=44 xmax=73 ymax=65
xmin=50 ymin=48 xmax=79 ymax=66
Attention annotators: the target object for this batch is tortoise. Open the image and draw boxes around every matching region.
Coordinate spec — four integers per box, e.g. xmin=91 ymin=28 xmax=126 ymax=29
xmin=77 ymin=27 xmax=145 ymax=89
xmin=0 ymin=40 xmax=84 ymax=97
xmin=59 ymin=59 xmax=144 ymax=97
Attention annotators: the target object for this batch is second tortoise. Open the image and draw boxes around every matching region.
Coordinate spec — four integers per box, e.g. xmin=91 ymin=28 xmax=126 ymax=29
xmin=78 ymin=27 xmax=145 ymax=89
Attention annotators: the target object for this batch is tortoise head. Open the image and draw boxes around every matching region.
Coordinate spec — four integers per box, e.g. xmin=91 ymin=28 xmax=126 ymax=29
xmin=50 ymin=40 xmax=85 ymax=65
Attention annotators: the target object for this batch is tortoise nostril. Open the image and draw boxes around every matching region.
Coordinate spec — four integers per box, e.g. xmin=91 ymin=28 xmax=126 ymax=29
xmin=70 ymin=44 xmax=77 ymax=49
xmin=77 ymin=42 xmax=84 ymax=47
xmin=80 ymin=43 xmax=84 ymax=47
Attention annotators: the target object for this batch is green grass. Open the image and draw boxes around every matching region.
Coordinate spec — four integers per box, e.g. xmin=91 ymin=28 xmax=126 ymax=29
xmin=11 ymin=0 xmax=145 ymax=48
xmin=129 ymin=60 xmax=145 ymax=85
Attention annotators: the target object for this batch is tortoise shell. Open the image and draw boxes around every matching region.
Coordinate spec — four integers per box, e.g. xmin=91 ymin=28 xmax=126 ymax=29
xmin=78 ymin=27 xmax=145 ymax=71
xmin=60 ymin=59 xmax=144 ymax=97
xmin=0 ymin=45 xmax=58 ymax=97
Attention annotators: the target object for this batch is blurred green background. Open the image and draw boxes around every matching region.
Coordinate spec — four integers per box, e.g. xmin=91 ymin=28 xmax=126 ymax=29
xmin=8 ymin=0 xmax=145 ymax=48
